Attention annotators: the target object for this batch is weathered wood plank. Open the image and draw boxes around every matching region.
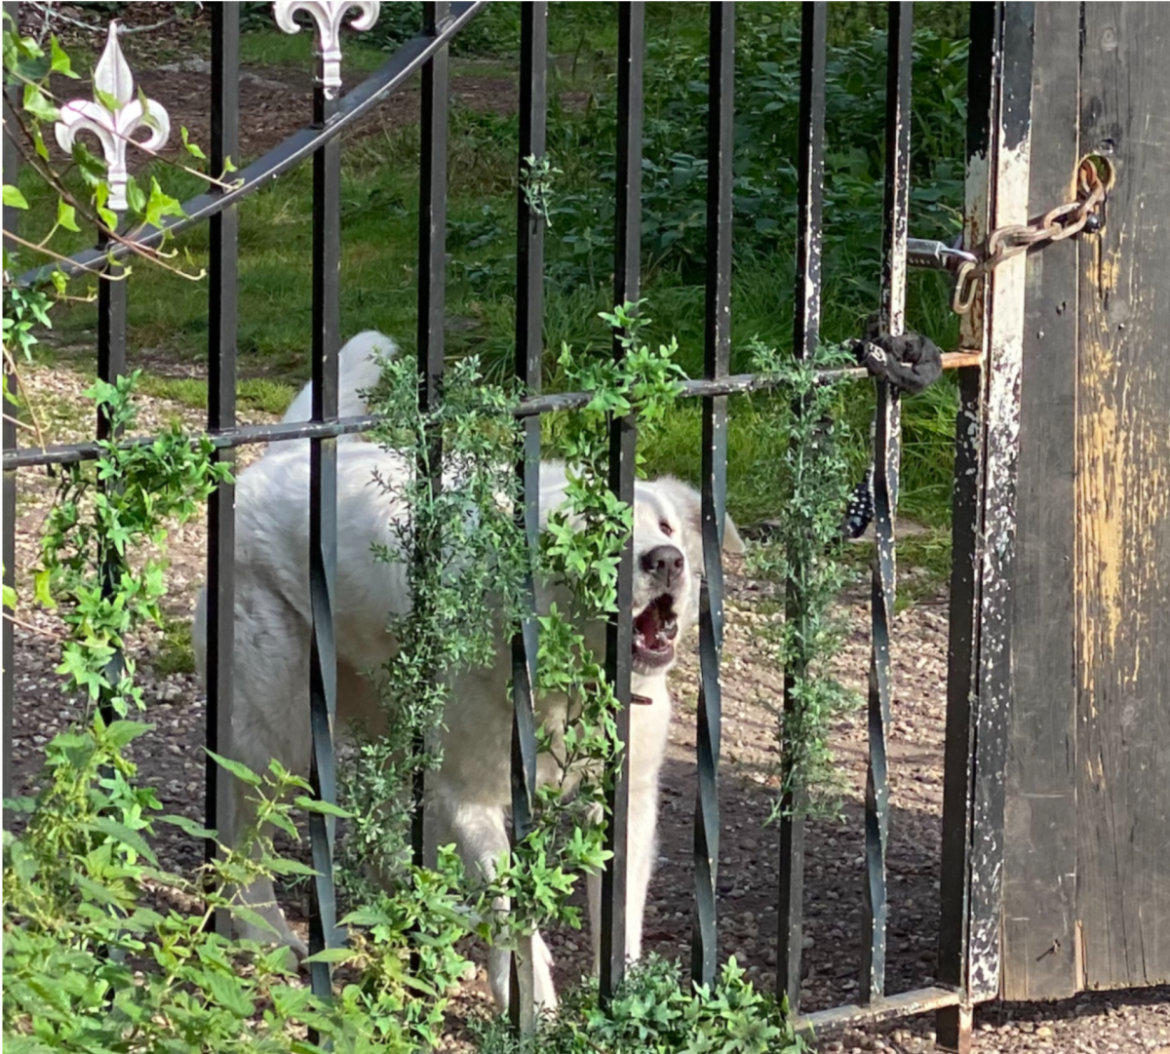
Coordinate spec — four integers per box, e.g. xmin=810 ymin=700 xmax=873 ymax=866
xmin=1001 ymin=0 xmax=1081 ymax=1002
xmin=1076 ymin=1 xmax=1170 ymax=992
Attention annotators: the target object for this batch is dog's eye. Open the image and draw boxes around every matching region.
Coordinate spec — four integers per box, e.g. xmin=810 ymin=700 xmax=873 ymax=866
xmin=659 ymin=520 xmax=673 ymax=537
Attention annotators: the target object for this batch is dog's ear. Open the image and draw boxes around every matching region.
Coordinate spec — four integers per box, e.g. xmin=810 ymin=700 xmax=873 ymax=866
xmin=651 ymin=477 xmax=746 ymax=571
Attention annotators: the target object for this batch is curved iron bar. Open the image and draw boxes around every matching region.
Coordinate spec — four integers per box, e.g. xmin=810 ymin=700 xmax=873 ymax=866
xmin=12 ymin=1 xmax=487 ymax=289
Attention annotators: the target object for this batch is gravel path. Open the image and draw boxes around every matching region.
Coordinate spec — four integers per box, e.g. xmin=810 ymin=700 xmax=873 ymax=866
xmin=8 ymin=364 xmax=1169 ymax=1053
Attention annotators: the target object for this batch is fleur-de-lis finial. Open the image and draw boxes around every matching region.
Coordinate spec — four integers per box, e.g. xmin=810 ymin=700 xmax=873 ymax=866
xmin=54 ymin=22 xmax=171 ymax=215
xmin=273 ymin=1 xmax=381 ymax=97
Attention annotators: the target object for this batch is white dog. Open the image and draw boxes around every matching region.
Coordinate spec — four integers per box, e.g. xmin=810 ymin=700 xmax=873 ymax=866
xmin=194 ymin=332 xmax=743 ymax=1011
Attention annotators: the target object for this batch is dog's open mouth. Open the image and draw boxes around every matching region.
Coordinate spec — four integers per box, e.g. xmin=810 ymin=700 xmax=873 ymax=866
xmin=632 ymin=593 xmax=679 ymax=670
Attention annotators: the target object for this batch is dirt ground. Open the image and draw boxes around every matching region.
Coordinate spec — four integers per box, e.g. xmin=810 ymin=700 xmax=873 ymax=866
xmin=7 ymin=4 xmax=1170 ymax=1052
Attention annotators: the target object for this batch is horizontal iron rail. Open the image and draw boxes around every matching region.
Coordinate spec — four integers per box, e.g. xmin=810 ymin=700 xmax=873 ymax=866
xmin=3 ymin=353 xmax=981 ymax=470
xmin=11 ymin=1 xmax=487 ymax=289
xmin=792 ymin=985 xmax=962 ymax=1036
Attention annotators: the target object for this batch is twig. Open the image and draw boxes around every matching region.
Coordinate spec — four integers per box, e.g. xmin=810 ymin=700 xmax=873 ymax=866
xmin=6 ymin=215 xmax=205 ymax=285
xmin=2 ymin=411 xmax=43 ymax=437
xmin=1 ymin=228 xmax=107 ymax=278
xmin=2 ymin=611 xmax=55 ymax=637
xmin=27 ymin=3 xmax=192 ymax=39
xmin=3 ymin=348 xmax=47 ymax=451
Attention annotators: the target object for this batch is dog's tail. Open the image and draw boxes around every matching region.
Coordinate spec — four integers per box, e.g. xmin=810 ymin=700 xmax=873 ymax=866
xmin=281 ymin=330 xmax=398 ymax=426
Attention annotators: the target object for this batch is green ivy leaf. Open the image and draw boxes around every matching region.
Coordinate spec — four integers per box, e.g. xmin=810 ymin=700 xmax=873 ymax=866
xmin=55 ymin=197 xmax=80 ymax=232
xmin=3 ymin=184 xmax=29 ymax=209
xmin=143 ymin=177 xmax=185 ymax=230
xmin=22 ymin=82 xmax=59 ymax=122
xmin=125 ymin=176 xmax=147 ymax=217
xmin=49 ymin=35 xmax=77 ymax=77
xmin=94 ymin=87 xmax=121 ymax=114
xmin=181 ymin=126 xmax=206 ymax=160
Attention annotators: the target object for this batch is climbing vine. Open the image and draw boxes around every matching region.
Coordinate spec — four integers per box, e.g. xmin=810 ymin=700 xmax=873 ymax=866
xmin=743 ymin=342 xmax=863 ymax=816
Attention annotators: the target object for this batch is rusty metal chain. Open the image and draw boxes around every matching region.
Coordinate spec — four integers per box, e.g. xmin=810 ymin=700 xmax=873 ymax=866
xmin=952 ymin=158 xmax=1107 ymax=314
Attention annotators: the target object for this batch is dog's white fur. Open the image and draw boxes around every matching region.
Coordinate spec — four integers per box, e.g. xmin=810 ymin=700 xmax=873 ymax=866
xmin=194 ymin=332 xmax=743 ymax=1011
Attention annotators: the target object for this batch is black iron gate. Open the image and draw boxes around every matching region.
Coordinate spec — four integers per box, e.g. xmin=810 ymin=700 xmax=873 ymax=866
xmin=5 ymin=3 xmax=1159 ymax=1050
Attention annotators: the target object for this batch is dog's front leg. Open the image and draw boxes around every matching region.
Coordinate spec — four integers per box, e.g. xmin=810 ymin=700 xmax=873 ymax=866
xmin=587 ymin=772 xmax=659 ymax=974
xmin=432 ymin=794 xmax=557 ymax=1013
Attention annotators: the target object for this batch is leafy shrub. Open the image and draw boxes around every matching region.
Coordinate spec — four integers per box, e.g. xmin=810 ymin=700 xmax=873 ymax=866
xmin=474 ymin=955 xmax=807 ymax=1054
xmin=2 ymin=378 xmax=479 ymax=1053
xmin=543 ymin=15 xmax=968 ymax=293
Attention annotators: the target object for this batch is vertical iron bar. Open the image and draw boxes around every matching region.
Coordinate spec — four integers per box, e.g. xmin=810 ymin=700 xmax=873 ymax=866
xmin=600 ymin=0 xmax=644 ymax=1005
xmin=412 ymin=0 xmax=449 ymax=883
xmin=95 ymin=223 xmax=127 ymax=733
xmin=860 ymin=0 xmax=912 ymax=1005
xmin=205 ymin=3 xmax=239 ymax=909
xmin=776 ymin=0 xmax=826 ymax=1013
xmin=95 ymin=244 xmax=127 ymax=438
xmin=306 ymin=25 xmax=343 ymax=1003
xmin=2 ymin=0 xmax=19 ymax=804
xmin=508 ymin=0 xmax=547 ymax=1033
xmin=690 ymin=0 xmax=734 ymax=992
xmin=936 ymin=5 xmax=998 ymax=1049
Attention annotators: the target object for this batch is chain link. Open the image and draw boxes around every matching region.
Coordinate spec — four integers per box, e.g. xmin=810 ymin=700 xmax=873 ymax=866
xmin=952 ymin=158 xmax=1107 ymax=314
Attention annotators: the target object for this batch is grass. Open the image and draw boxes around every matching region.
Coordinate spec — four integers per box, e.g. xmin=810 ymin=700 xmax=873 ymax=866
xmin=844 ymin=528 xmax=955 ymax=613
xmin=135 ymin=375 xmax=297 ymax=416
xmin=238 ymin=29 xmax=388 ymax=74
xmin=153 ymin=617 xmax=196 ymax=678
xmin=12 ymin=3 xmax=970 ymax=584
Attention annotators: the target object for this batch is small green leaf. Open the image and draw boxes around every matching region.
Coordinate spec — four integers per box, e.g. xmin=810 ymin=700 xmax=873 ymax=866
xmin=300 ymin=946 xmax=353 ymax=965
xmin=293 ymin=795 xmax=352 ymax=819
xmin=143 ymin=176 xmax=184 ymax=230
xmin=157 ymin=813 xmax=217 ymax=840
xmin=206 ymin=749 xmax=262 ymax=786
xmin=33 ymin=567 xmax=56 ymax=609
xmin=228 ymin=904 xmax=281 ymax=937
xmin=102 ymin=719 xmax=154 ymax=749
xmin=86 ymin=817 xmax=159 ymax=865
xmin=3 ymin=184 xmax=28 ymax=210
xmin=181 ymin=126 xmax=206 ymax=160
xmin=205 ymin=967 xmax=255 ymax=1018
xmin=125 ymin=176 xmax=146 ymax=217
xmin=266 ymin=857 xmax=319 ymax=877
xmin=56 ymin=197 xmax=80 ymax=232
xmin=94 ymin=87 xmax=121 ymax=114
xmin=49 ymin=36 xmax=77 ymax=77
xmin=22 ymin=83 xmax=59 ymax=122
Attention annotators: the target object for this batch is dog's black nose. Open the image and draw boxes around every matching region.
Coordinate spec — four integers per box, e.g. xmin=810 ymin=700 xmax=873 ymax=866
xmin=641 ymin=544 xmax=685 ymax=588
